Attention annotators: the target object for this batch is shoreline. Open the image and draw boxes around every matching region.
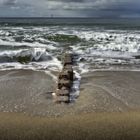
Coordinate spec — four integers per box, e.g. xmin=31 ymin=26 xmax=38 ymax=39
xmin=0 ymin=69 xmax=140 ymax=117
xmin=0 ymin=69 xmax=140 ymax=139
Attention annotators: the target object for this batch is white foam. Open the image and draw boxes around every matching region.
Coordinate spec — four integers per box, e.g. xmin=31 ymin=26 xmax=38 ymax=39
xmin=44 ymin=70 xmax=57 ymax=81
xmin=0 ymin=39 xmax=56 ymax=50
xmin=30 ymin=57 xmax=62 ymax=71
xmin=75 ymin=30 xmax=140 ymax=53
xmin=0 ymin=26 xmax=140 ymax=73
xmin=0 ymin=50 xmax=22 ymax=56
xmin=78 ymin=63 xmax=90 ymax=74
xmin=70 ymin=71 xmax=81 ymax=101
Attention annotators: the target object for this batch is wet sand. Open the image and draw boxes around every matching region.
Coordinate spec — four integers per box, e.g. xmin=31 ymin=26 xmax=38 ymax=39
xmin=0 ymin=70 xmax=140 ymax=117
xmin=80 ymin=71 xmax=140 ymax=112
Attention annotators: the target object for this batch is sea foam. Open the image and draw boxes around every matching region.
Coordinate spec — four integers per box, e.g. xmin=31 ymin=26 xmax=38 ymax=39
xmin=0 ymin=26 xmax=140 ymax=73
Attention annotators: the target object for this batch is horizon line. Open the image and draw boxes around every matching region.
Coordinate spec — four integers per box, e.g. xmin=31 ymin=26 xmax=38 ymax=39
xmin=0 ymin=17 xmax=140 ymax=19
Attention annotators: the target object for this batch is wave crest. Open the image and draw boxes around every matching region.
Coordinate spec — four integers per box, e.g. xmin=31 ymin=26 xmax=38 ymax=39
xmin=0 ymin=49 xmax=53 ymax=64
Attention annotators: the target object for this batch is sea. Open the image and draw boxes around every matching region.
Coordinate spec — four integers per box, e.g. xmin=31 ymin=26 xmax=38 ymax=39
xmin=0 ymin=18 xmax=140 ymax=74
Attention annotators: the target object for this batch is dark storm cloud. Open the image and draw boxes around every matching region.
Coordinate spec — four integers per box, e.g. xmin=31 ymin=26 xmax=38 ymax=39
xmin=1 ymin=0 xmax=17 ymax=6
xmin=99 ymin=1 xmax=140 ymax=18
xmin=0 ymin=0 xmax=140 ymax=17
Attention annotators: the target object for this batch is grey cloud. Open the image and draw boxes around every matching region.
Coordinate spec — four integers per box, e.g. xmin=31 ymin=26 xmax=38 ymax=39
xmin=0 ymin=0 xmax=17 ymax=5
xmin=4 ymin=0 xmax=17 ymax=5
xmin=44 ymin=0 xmax=133 ymax=10
xmin=48 ymin=0 xmax=85 ymax=2
xmin=0 ymin=0 xmax=140 ymax=17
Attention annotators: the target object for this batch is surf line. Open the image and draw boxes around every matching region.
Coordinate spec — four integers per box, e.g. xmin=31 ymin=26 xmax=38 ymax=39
xmin=52 ymin=53 xmax=81 ymax=103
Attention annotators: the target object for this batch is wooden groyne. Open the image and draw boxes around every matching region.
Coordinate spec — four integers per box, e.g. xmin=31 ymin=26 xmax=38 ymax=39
xmin=53 ymin=53 xmax=74 ymax=103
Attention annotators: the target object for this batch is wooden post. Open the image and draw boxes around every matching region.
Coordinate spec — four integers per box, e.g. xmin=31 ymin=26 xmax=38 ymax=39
xmin=58 ymin=70 xmax=73 ymax=81
xmin=63 ymin=53 xmax=73 ymax=66
xmin=53 ymin=53 xmax=74 ymax=103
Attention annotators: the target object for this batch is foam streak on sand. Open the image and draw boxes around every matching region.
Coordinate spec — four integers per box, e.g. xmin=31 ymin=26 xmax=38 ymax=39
xmin=70 ymin=71 xmax=81 ymax=101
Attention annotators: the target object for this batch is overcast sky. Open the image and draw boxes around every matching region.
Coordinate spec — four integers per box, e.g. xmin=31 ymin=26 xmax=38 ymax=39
xmin=0 ymin=0 xmax=140 ymax=17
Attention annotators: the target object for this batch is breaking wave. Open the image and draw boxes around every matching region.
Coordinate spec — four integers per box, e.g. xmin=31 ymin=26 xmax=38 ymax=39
xmin=0 ymin=26 xmax=140 ymax=72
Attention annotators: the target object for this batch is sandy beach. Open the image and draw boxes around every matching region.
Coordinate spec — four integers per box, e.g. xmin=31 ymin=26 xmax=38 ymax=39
xmin=0 ymin=70 xmax=140 ymax=117
xmin=1 ymin=17 xmax=140 ymax=140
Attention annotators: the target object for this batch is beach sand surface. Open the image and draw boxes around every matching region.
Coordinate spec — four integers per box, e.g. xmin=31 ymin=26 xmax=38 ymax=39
xmin=0 ymin=70 xmax=140 ymax=117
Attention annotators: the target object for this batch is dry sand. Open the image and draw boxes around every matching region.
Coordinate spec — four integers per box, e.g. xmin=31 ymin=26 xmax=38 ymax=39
xmin=0 ymin=70 xmax=140 ymax=117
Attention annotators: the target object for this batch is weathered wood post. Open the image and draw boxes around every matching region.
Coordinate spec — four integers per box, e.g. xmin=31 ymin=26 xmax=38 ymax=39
xmin=53 ymin=53 xmax=74 ymax=103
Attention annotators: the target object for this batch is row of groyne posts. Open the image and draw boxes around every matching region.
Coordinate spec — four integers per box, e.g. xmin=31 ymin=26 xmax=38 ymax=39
xmin=53 ymin=53 xmax=76 ymax=103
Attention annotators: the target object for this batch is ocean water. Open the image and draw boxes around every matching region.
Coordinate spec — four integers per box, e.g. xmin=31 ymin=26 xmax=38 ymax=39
xmin=0 ymin=18 xmax=140 ymax=73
